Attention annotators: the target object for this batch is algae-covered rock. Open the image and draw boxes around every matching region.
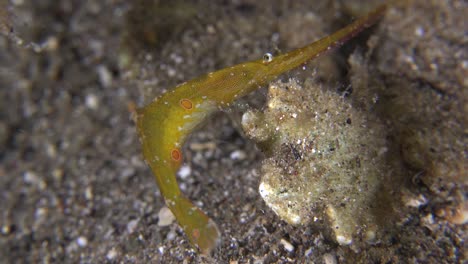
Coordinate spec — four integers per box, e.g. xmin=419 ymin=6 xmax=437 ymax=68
xmin=242 ymin=78 xmax=395 ymax=245
xmin=348 ymin=0 xmax=467 ymax=225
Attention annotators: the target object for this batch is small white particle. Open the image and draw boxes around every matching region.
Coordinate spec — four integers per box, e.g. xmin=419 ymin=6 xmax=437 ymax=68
xmin=206 ymin=24 xmax=216 ymax=34
xmin=84 ymin=186 xmax=93 ymax=200
xmin=158 ymin=246 xmax=165 ymax=254
xmin=366 ymin=230 xmax=376 ymax=242
xmin=157 ymin=207 xmax=175 ymax=227
xmin=336 ymin=235 xmax=352 ymax=245
xmin=23 ymin=171 xmax=38 ymax=184
xmin=121 ymin=167 xmax=135 ymax=179
xmin=414 ymin=26 xmax=424 ymax=37
xmin=15 ymin=38 xmax=23 ymax=45
xmin=169 ymin=53 xmax=183 ymax=64
xmin=280 ymin=238 xmax=294 ymax=252
xmin=35 ymin=207 xmax=47 ymax=219
xmin=259 ymin=182 xmax=271 ymax=197
xmin=23 ymin=171 xmax=46 ymax=190
xmin=45 ymin=142 xmax=57 ymax=157
xmin=1 ymin=225 xmax=11 ymax=235
xmin=230 ymin=150 xmax=247 ymax=160
xmin=177 ymin=165 xmax=191 ymax=180
xmin=76 ymin=236 xmax=88 ymax=247
xmin=323 ymin=253 xmax=337 ymax=264
xmin=85 ymin=94 xmax=99 ymax=110
xmin=289 ymin=214 xmax=301 ymax=225
xmin=166 ymin=230 xmax=176 ymax=240
xmin=97 ymin=65 xmax=112 ymax=87
xmin=292 ymin=113 xmax=297 ymax=118
xmin=126 ymin=219 xmax=139 ymax=234
xmin=378 ymin=147 xmax=388 ymax=156
xmin=404 ymin=194 xmax=427 ymax=208
xmin=106 ymin=248 xmax=118 ymax=260
xmin=167 ymin=67 xmax=176 ymax=77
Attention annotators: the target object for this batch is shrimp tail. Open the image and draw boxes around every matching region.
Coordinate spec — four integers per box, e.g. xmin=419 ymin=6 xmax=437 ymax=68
xmin=170 ymin=195 xmax=220 ymax=254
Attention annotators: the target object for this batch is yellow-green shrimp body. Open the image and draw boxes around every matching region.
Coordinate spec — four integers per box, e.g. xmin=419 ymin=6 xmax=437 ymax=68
xmin=135 ymin=4 xmax=386 ymax=254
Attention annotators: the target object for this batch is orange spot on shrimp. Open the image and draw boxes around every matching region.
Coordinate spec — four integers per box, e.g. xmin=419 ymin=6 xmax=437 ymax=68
xmin=192 ymin=228 xmax=200 ymax=241
xmin=171 ymin=148 xmax=182 ymax=161
xmin=180 ymin=98 xmax=193 ymax=110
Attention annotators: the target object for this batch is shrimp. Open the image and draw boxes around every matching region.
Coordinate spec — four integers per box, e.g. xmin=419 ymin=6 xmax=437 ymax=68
xmin=135 ymin=4 xmax=387 ymax=254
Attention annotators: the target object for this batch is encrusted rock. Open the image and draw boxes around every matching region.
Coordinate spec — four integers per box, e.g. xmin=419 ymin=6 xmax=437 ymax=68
xmin=243 ymin=78 xmax=395 ymax=245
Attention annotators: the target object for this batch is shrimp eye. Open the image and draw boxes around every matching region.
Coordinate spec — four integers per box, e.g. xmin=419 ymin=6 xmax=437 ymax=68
xmin=262 ymin=53 xmax=273 ymax=64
